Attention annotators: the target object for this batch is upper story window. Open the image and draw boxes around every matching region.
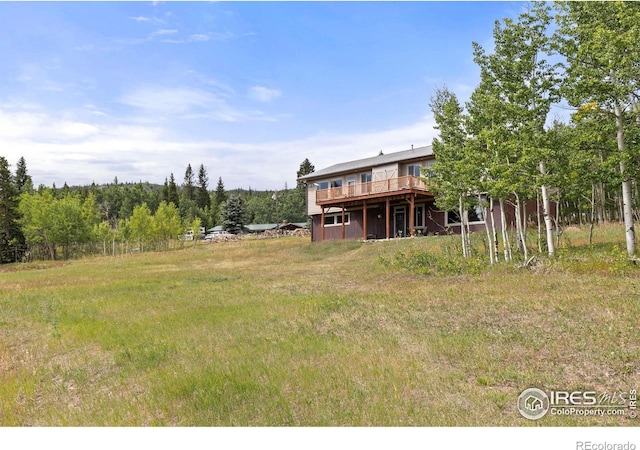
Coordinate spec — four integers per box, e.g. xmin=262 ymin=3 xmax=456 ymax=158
xmin=407 ymin=164 xmax=422 ymax=177
xmin=361 ymin=173 xmax=372 ymax=183
xmin=316 ymin=178 xmax=343 ymax=192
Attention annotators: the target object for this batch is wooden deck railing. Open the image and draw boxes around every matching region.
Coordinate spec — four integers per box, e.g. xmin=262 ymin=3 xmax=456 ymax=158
xmin=316 ymin=175 xmax=430 ymax=203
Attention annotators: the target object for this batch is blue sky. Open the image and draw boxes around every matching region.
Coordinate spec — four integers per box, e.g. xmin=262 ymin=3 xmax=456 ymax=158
xmin=0 ymin=1 xmax=531 ymax=190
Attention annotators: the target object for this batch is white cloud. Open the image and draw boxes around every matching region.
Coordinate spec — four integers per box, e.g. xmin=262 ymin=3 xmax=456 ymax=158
xmin=161 ymin=31 xmax=235 ymax=44
xmin=151 ymin=28 xmax=178 ymax=37
xmin=188 ymin=33 xmax=211 ymax=42
xmin=248 ymin=86 xmax=281 ymax=103
xmin=0 ymin=109 xmax=99 ymax=141
xmin=117 ymin=85 xmax=282 ymax=123
xmin=57 ymin=121 xmax=101 ymax=139
xmin=128 ymin=15 xmax=166 ymax=25
xmin=118 ymin=28 xmax=179 ymax=44
xmin=0 ymin=103 xmax=437 ymax=190
xmin=117 ymin=86 xmax=222 ymax=115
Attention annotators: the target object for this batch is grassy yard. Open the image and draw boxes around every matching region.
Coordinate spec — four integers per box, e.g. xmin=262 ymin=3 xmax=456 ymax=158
xmin=0 ymin=226 xmax=639 ymax=426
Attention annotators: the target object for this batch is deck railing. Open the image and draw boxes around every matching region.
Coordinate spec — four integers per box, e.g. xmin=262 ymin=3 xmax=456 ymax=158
xmin=316 ymin=175 xmax=430 ymax=203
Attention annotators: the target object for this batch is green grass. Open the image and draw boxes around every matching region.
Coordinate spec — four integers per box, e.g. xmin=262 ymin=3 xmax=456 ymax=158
xmin=0 ymin=225 xmax=639 ymax=426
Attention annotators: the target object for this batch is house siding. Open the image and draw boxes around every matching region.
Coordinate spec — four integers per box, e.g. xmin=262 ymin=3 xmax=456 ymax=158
xmin=311 ymin=210 xmax=364 ymax=241
xmin=301 ymin=145 xmax=554 ymax=243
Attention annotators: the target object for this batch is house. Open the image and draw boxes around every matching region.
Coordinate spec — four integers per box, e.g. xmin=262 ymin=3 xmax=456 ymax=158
xmin=298 ymin=145 xmax=495 ymax=242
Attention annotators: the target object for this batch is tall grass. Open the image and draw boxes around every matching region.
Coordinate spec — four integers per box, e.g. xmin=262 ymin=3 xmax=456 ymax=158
xmin=0 ymin=225 xmax=638 ymax=426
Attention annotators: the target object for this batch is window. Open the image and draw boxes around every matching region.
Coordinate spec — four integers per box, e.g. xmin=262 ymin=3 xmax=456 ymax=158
xmin=361 ymin=173 xmax=372 ymax=183
xmin=407 ymin=165 xmax=422 ymax=177
xmin=317 ymin=181 xmax=329 ymax=190
xmin=330 ymin=178 xmax=343 ymax=188
xmin=323 ymin=212 xmax=350 ymax=227
xmin=470 ymin=205 xmax=484 ymax=223
xmin=446 ymin=204 xmax=485 ymax=225
xmin=414 ymin=205 xmax=424 ymax=228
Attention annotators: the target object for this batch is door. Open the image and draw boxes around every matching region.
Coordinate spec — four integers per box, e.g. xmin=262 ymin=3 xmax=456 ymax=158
xmin=361 ymin=172 xmax=372 ymax=194
xmin=394 ymin=207 xmax=407 ymax=237
xmin=347 ymin=175 xmax=356 ymax=196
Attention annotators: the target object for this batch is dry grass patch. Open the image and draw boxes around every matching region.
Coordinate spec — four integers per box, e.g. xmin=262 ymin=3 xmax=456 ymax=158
xmin=0 ymin=228 xmax=639 ymax=426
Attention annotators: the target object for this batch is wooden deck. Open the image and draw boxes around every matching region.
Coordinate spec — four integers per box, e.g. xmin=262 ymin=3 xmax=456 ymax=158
xmin=316 ymin=175 xmax=432 ymax=206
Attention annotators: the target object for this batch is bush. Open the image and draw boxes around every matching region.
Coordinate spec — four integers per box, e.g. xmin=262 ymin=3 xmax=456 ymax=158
xmin=380 ymin=239 xmax=485 ymax=276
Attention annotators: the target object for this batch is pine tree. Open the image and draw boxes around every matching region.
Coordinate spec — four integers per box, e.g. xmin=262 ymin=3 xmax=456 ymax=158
xmin=167 ymin=173 xmax=179 ymax=207
xmin=196 ymin=164 xmax=211 ymax=210
xmin=15 ymin=156 xmax=33 ymax=193
xmin=0 ymin=157 xmax=22 ymax=263
xmin=162 ymin=178 xmax=169 ymax=204
xmin=182 ymin=164 xmax=195 ymax=202
xmin=221 ymin=195 xmax=247 ymax=234
xmin=214 ymin=176 xmax=227 ymax=206
xmin=61 ymin=182 xmax=71 ymax=197
xmin=296 ymin=158 xmax=315 ymax=188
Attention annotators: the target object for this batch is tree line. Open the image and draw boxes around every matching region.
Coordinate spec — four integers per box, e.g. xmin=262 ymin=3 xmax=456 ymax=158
xmin=0 ymin=157 xmax=315 ymax=262
xmin=429 ymin=2 xmax=640 ymax=261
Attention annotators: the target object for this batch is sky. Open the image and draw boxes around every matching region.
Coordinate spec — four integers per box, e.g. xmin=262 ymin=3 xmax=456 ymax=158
xmin=0 ymin=1 xmax=536 ymax=190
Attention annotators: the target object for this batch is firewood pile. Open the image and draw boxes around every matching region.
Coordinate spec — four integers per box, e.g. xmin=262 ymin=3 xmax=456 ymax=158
xmin=205 ymin=228 xmax=311 ymax=242
xmin=207 ymin=234 xmax=242 ymax=243
xmin=290 ymin=228 xmax=311 ymax=237
xmin=250 ymin=228 xmax=311 ymax=239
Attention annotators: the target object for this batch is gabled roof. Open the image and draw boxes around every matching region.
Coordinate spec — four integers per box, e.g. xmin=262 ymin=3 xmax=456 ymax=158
xmin=298 ymin=145 xmax=433 ymax=182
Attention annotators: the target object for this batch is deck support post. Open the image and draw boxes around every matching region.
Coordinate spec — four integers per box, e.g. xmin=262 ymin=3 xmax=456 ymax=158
xmin=321 ymin=207 xmax=325 ymax=241
xmin=341 ymin=204 xmax=346 ymax=240
xmin=385 ymin=198 xmax=390 ymax=239
xmin=363 ymin=200 xmax=368 ymax=240
xmin=409 ymin=194 xmax=415 ymax=237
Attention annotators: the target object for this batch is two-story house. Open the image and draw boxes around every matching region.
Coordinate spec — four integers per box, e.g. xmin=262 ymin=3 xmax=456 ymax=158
xmin=299 ymin=145 xmax=476 ymax=242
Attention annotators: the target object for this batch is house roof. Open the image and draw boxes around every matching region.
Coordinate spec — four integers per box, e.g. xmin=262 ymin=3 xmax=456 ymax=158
xmin=298 ymin=145 xmax=433 ymax=182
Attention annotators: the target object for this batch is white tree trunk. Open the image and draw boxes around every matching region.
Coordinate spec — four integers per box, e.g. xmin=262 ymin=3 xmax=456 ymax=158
xmin=611 ymin=71 xmax=636 ymax=256
xmin=620 ymin=162 xmax=636 ymax=256
xmin=555 ymin=191 xmax=561 ymax=249
xmin=514 ymin=193 xmax=529 ymax=261
xmin=459 ymin=196 xmax=468 ymax=258
xmin=481 ymin=195 xmax=494 ymax=265
xmin=489 ymin=197 xmax=499 ymax=262
xmin=614 ymin=103 xmax=636 ymax=256
xmin=465 ymin=209 xmax=472 ymax=254
xmin=539 ymin=160 xmax=555 ymax=256
xmin=537 ymin=189 xmax=543 ymax=253
xmin=499 ymin=198 xmax=511 ymax=261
